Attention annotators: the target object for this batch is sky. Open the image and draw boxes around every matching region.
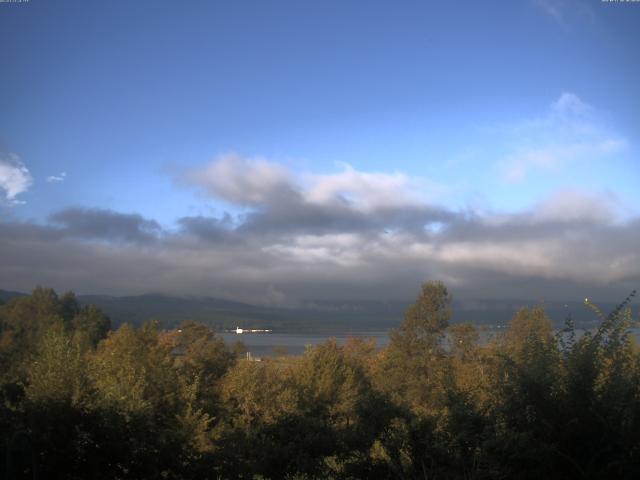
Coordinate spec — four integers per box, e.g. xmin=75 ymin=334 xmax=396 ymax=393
xmin=1 ymin=0 xmax=639 ymax=305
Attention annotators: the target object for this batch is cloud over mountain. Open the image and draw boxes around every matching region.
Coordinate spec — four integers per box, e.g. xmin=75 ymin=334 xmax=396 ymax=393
xmin=1 ymin=163 xmax=637 ymax=305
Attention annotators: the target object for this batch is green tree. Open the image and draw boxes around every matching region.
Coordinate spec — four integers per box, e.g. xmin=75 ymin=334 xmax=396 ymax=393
xmin=23 ymin=324 xmax=94 ymax=480
xmin=552 ymin=293 xmax=640 ymax=478
xmin=59 ymin=291 xmax=81 ymax=329
xmin=0 ymin=287 xmax=65 ymax=366
xmin=72 ymin=304 xmax=111 ymax=348
xmin=389 ymin=281 xmax=452 ymax=357
xmin=169 ymin=320 xmax=235 ymax=385
xmin=26 ymin=324 xmax=86 ymax=406
xmin=292 ymin=340 xmax=392 ymax=479
xmin=377 ymin=281 xmax=452 ymax=416
xmin=87 ymin=322 xmax=187 ymax=478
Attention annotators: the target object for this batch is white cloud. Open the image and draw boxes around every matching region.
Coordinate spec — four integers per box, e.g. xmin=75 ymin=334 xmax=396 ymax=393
xmin=183 ymin=153 xmax=295 ymax=206
xmin=0 ymin=152 xmax=33 ymax=204
xmin=46 ymin=172 xmax=67 ymax=183
xmin=500 ymin=93 xmax=628 ymax=182
xmin=304 ymin=163 xmax=422 ymax=212
xmin=183 ymin=154 xmax=433 ymax=214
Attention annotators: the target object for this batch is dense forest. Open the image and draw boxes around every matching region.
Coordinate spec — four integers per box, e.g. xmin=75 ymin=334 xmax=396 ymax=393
xmin=1 ymin=283 xmax=639 ymax=479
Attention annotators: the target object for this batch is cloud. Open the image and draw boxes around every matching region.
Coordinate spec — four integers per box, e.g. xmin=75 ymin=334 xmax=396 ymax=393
xmin=177 ymin=214 xmax=236 ymax=244
xmin=49 ymin=207 xmax=162 ymax=244
xmin=46 ymin=172 xmax=67 ymax=183
xmin=181 ymin=153 xmax=297 ymax=207
xmin=179 ymin=155 xmax=451 ymax=238
xmin=551 ymin=92 xmax=592 ymax=118
xmin=0 ymin=187 xmax=638 ymax=304
xmin=1 ymin=141 xmax=637 ymax=304
xmin=303 ymin=163 xmax=421 ymax=212
xmin=0 ymin=152 xmax=33 ymax=204
xmin=1 ymin=149 xmax=630 ymax=304
xmin=531 ymin=189 xmax=619 ymax=224
xmin=500 ymin=92 xmax=628 ymax=182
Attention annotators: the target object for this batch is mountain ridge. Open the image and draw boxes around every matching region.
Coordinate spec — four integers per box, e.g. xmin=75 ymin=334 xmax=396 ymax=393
xmin=2 ymin=288 xmax=630 ymax=332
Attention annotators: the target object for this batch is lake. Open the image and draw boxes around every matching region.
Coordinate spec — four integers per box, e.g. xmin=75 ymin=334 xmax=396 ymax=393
xmin=219 ymin=326 xmax=640 ymax=358
xmin=219 ymin=330 xmax=390 ymax=357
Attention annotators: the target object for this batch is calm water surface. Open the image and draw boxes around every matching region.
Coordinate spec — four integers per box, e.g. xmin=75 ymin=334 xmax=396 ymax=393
xmin=219 ymin=327 xmax=640 ymax=358
xmin=219 ymin=330 xmax=390 ymax=357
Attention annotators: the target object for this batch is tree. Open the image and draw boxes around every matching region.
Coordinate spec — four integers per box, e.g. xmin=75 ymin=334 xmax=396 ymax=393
xmin=86 ymin=321 xmax=186 ymax=478
xmin=24 ymin=324 xmax=92 ymax=480
xmin=378 ymin=281 xmax=452 ymax=416
xmin=389 ymin=281 xmax=452 ymax=357
xmin=72 ymin=304 xmax=111 ymax=348
xmin=168 ymin=320 xmax=235 ymax=385
xmin=0 ymin=287 xmax=65 ymax=362
xmin=26 ymin=324 xmax=86 ymax=406
xmin=552 ymin=293 xmax=640 ymax=478
xmin=449 ymin=322 xmax=480 ymax=361
xmin=59 ymin=291 xmax=81 ymax=329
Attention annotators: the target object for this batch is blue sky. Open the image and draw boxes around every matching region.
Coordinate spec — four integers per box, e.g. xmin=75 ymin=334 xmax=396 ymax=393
xmin=1 ymin=0 xmax=639 ymax=302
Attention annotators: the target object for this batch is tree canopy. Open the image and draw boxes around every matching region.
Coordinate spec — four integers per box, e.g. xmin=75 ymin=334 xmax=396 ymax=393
xmin=0 ymin=285 xmax=638 ymax=479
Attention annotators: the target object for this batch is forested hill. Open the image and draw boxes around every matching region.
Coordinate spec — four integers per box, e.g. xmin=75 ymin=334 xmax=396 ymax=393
xmin=3 ymin=289 xmax=403 ymax=331
xmin=0 ymin=289 xmax=26 ymax=304
xmin=73 ymin=294 xmax=405 ymax=331
xmin=1 ymin=289 xmax=621 ymax=331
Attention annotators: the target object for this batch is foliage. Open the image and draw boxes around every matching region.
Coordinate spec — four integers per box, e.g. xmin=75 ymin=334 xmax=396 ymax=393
xmin=0 ymin=285 xmax=639 ymax=479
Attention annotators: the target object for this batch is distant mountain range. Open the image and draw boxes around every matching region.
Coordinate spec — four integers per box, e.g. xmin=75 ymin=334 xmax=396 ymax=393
xmin=0 ymin=289 xmax=629 ymax=332
xmin=0 ymin=289 xmax=26 ymax=304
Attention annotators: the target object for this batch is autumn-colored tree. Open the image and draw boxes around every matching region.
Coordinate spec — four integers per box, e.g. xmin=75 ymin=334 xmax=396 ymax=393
xmin=1 ymin=284 xmax=640 ymax=479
